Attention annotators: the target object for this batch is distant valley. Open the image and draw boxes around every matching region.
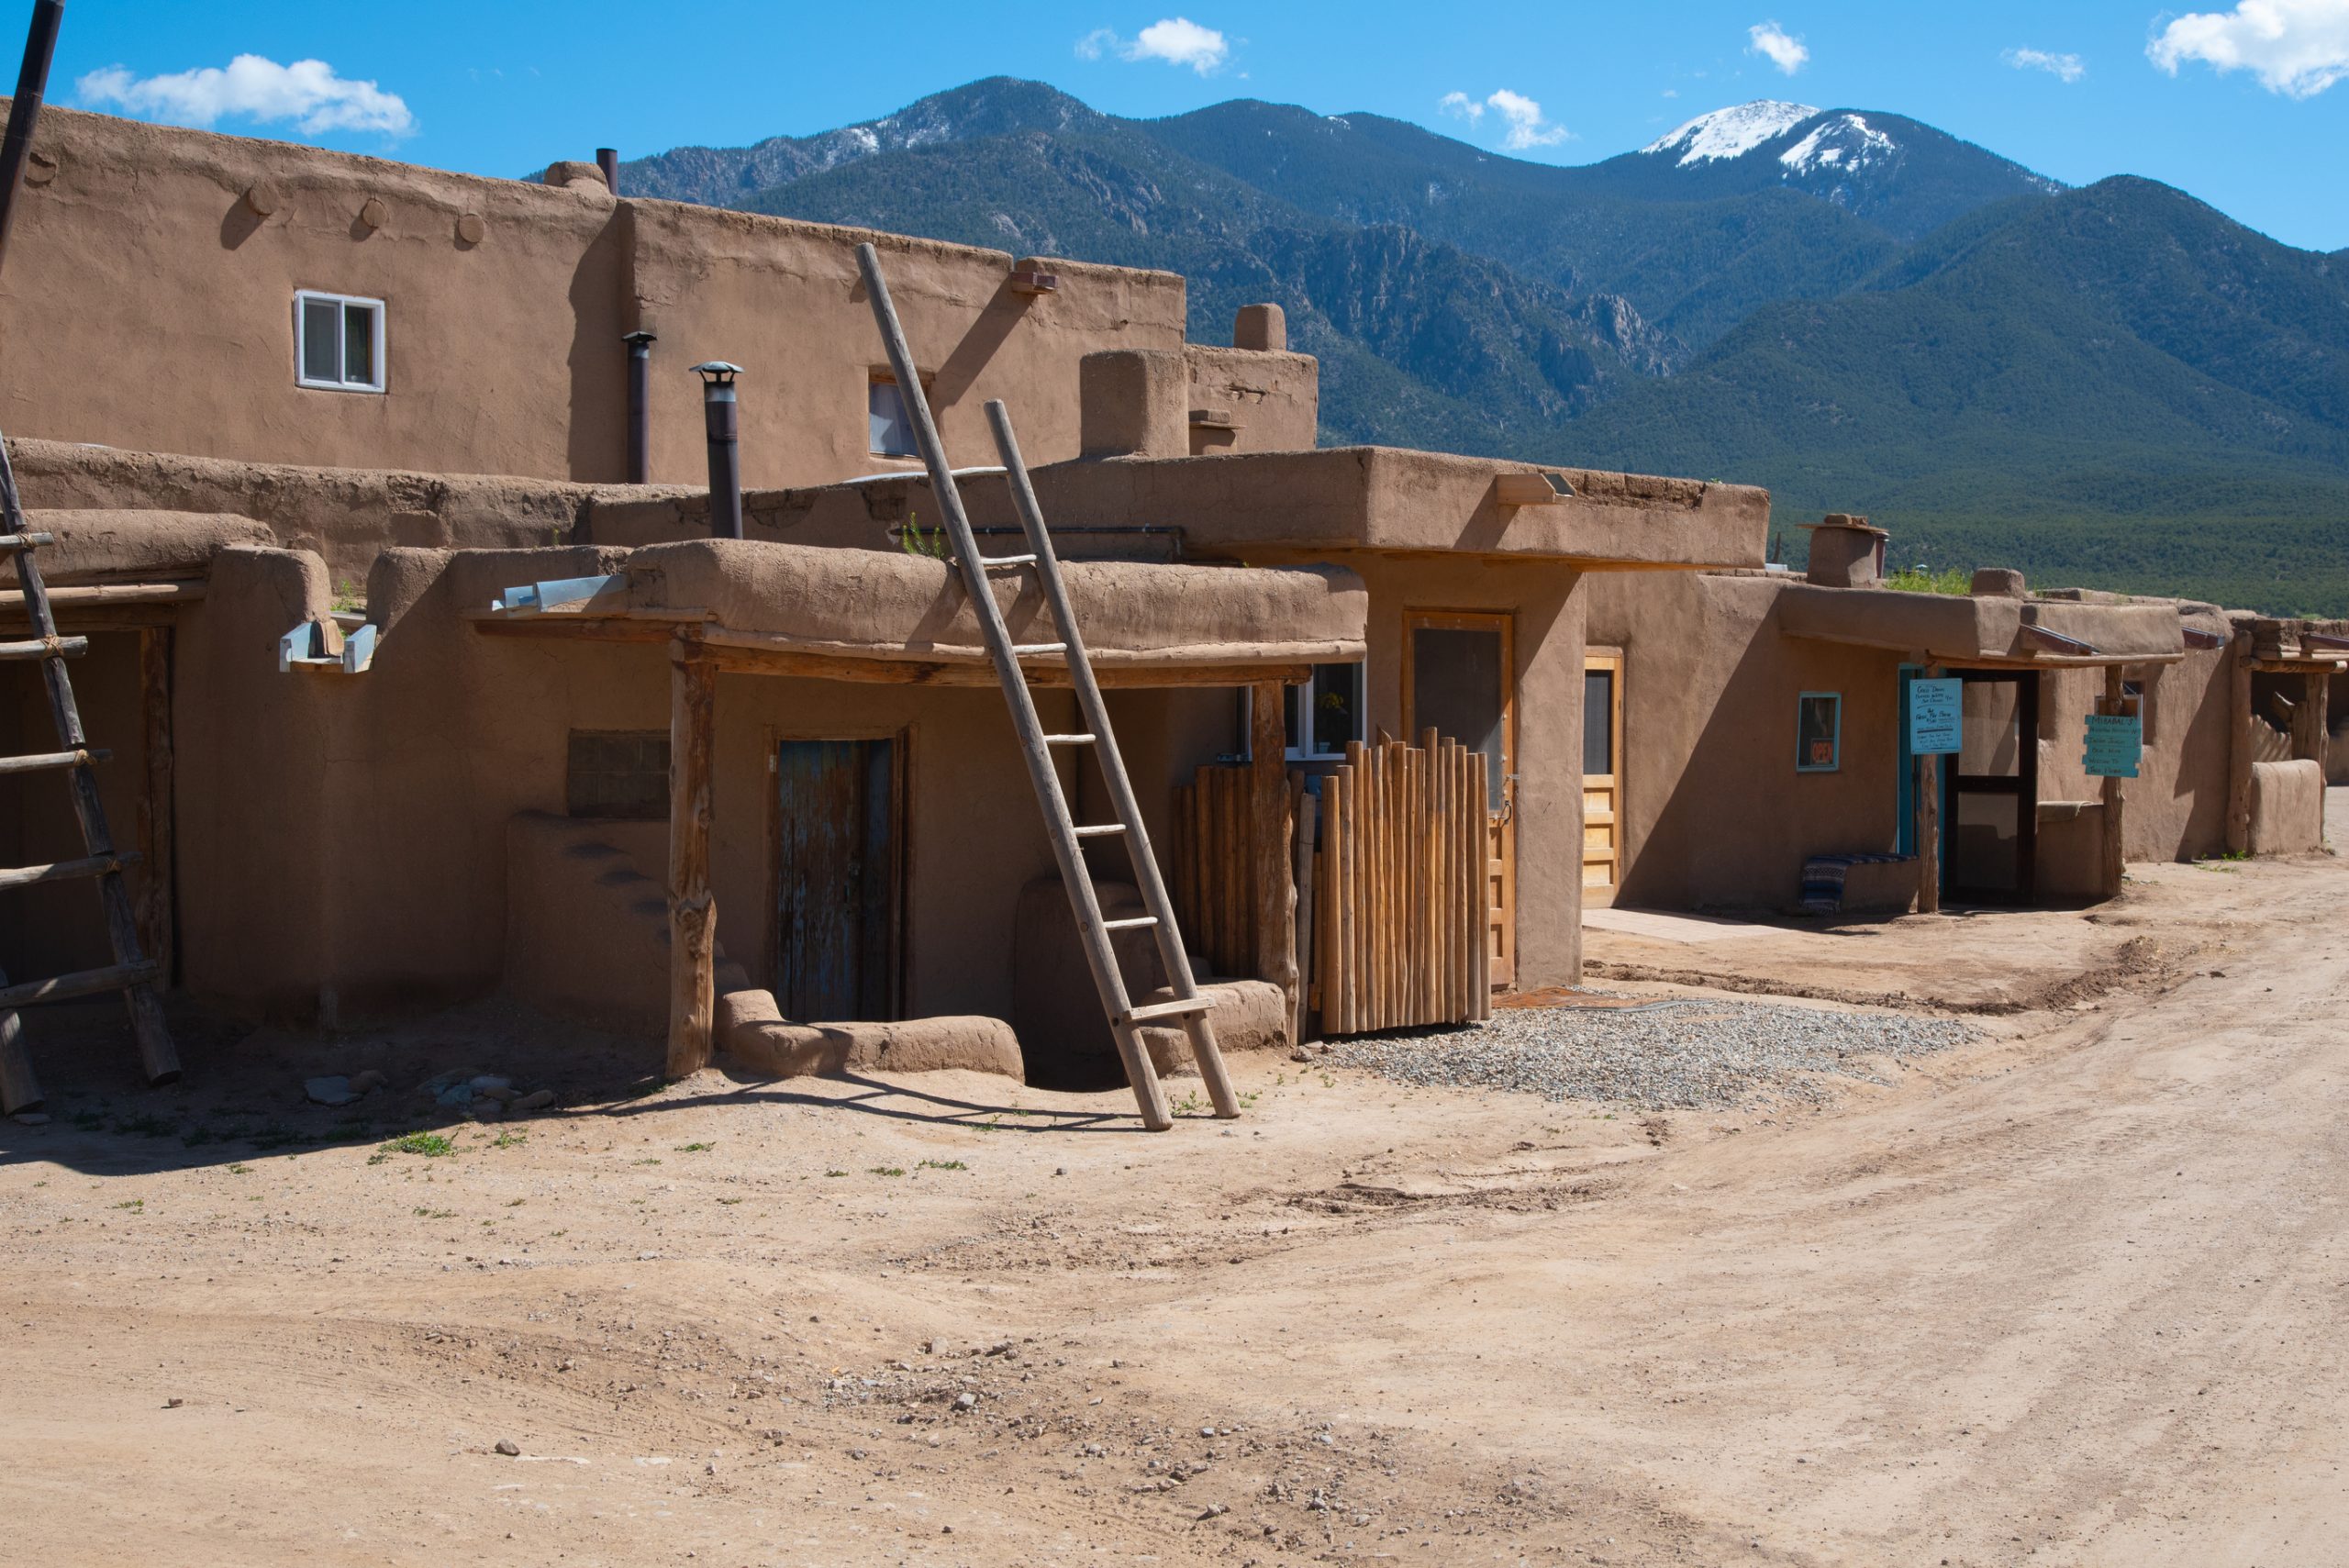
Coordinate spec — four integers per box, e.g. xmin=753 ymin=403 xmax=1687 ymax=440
xmin=617 ymin=80 xmax=2349 ymax=614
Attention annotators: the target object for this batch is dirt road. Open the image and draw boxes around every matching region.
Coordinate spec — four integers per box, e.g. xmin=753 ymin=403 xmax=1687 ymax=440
xmin=2 ymin=857 xmax=2343 ymax=1566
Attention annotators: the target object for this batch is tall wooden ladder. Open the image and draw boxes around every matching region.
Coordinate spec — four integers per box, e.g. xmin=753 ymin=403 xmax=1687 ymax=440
xmin=0 ymin=436 xmax=178 ymax=1116
xmin=854 ymin=242 xmax=1237 ymax=1131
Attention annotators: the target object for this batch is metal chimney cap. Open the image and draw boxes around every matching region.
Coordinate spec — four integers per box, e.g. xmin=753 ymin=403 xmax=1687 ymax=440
xmin=622 ymin=328 xmax=658 ymax=346
xmin=690 ymin=361 xmax=742 ymax=383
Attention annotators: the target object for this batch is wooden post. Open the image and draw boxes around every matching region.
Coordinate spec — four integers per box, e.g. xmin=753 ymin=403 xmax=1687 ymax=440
xmin=135 ymin=627 xmax=173 ymax=984
xmin=666 ymin=635 xmax=717 ymax=1079
xmin=1291 ymin=779 xmax=1315 ymax=1044
xmin=2226 ymin=632 xmax=2254 ymax=855
xmin=2295 ymin=670 xmax=2328 ymax=764
xmin=0 ymin=968 xmax=37 ymax=1115
xmin=1916 ymin=663 xmax=1943 ymax=914
xmin=2100 ymin=664 xmax=2127 ymax=900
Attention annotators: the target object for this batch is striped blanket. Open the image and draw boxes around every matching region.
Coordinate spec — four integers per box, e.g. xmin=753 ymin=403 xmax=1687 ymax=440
xmin=1799 ymin=852 xmax=1916 ymax=916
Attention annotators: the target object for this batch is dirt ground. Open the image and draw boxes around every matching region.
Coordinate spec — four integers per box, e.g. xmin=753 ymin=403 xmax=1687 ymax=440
xmin=3 ymin=853 xmax=2344 ymax=1567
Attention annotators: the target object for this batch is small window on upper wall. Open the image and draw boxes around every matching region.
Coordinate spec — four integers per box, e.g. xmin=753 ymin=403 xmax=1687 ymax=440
xmin=1284 ymin=663 xmax=1365 ymax=761
xmin=869 ymin=373 xmax=920 ymax=457
xmin=1796 ymin=691 xmax=1842 ymax=773
xmin=295 ymin=290 xmax=385 ymax=393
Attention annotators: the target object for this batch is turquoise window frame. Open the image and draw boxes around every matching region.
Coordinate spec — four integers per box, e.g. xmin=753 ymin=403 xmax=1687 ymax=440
xmin=1796 ymin=691 xmax=1842 ymax=773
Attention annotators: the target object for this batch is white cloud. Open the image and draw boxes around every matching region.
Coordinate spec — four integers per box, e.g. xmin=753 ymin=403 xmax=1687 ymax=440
xmin=1748 ymin=20 xmax=1811 ymax=74
xmin=77 ymin=54 xmax=415 ymax=136
xmin=1075 ymin=17 xmax=1229 ymax=73
xmin=2004 ymin=46 xmax=2087 ymax=82
xmin=1662 ymin=87 xmax=1680 ymax=98
xmin=1486 ymin=88 xmax=1569 ymax=148
xmin=2148 ymin=0 xmax=2349 ymax=98
xmin=1439 ymin=88 xmax=1570 ymax=149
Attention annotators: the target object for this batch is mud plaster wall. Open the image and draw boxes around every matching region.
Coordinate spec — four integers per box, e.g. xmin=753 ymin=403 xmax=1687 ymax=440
xmin=159 ymin=545 xmax=1261 ymax=1028
xmin=1229 ymin=550 xmax=1586 ymax=989
xmin=0 ymin=630 xmax=150 ymax=980
xmin=1585 ymin=571 xmax=1906 ymax=912
xmin=2038 ymin=638 xmax=2232 ymax=862
xmin=1182 ymin=346 xmax=1319 ymax=456
xmin=0 ymin=105 xmax=1190 ymax=489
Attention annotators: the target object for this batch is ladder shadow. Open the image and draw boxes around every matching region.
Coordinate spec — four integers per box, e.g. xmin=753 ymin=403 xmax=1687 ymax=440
xmin=625 ymin=1068 xmax=1148 ymax=1134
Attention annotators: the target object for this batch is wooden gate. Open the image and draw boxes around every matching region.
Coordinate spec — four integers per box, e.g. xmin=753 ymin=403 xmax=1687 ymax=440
xmin=1312 ymin=735 xmax=1491 ymax=1034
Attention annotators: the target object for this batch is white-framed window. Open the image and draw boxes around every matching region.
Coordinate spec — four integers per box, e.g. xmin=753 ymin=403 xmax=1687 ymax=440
xmin=1284 ymin=662 xmax=1365 ymax=761
xmin=868 ymin=373 xmax=921 ymax=457
xmin=295 ymin=290 xmax=386 ymax=393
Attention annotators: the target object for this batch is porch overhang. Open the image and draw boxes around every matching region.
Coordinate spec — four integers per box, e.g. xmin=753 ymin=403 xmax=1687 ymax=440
xmin=1775 ymin=584 xmax=2187 ymax=668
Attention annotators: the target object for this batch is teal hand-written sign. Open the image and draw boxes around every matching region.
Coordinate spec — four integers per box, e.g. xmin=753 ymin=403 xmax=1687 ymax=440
xmin=1908 ymin=678 xmax=1962 ymax=755
xmin=2084 ymin=713 xmax=2143 ymax=778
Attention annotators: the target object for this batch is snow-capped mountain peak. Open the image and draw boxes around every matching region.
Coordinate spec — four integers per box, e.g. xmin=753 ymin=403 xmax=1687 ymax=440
xmin=1641 ymin=100 xmax=1818 ymax=166
xmin=1777 ymin=112 xmax=1897 ymax=176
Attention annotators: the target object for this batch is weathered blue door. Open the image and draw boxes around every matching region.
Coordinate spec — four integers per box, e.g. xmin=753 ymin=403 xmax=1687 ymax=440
xmin=774 ymin=739 xmax=899 ymax=1021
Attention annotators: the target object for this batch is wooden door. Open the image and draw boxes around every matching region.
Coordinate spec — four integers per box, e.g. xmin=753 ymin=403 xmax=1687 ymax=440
xmin=1406 ymin=612 xmax=1515 ymax=988
xmin=1944 ymin=672 xmax=2039 ymax=906
xmin=773 ymin=738 xmax=902 ymax=1021
xmin=1582 ymin=651 xmax=1622 ymax=903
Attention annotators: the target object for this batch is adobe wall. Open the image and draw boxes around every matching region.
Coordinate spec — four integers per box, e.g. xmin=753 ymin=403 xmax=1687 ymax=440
xmin=1585 ymin=571 xmax=1906 ymax=912
xmin=0 ymin=105 xmax=1189 ymax=487
xmin=1240 ymin=548 xmax=1587 ymax=990
xmin=2037 ymin=616 xmax=2232 ymax=862
xmin=1182 ymin=345 xmax=1319 ymax=456
xmin=145 ymin=541 xmax=1272 ymax=1029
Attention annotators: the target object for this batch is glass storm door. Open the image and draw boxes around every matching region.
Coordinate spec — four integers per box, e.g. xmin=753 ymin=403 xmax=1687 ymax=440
xmin=1407 ymin=611 xmax=1516 ymax=988
xmin=1945 ymin=672 xmax=2038 ymax=906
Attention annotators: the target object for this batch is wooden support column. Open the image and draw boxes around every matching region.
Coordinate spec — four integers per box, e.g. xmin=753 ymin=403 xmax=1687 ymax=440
xmin=2226 ymin=632 xmax=2254 ymax=855
xmin=0 ymin=968 xmax=36 ymax=1115
xmin=2100 ymin=665 xmax=2127 ymax=899
xmin=2295 ymin=669 xmax=2329 ymax=764
xmin=135 ymin=628 xmax=173 ymax=984
xmin=1917 ymin=663 xmax=1942 ymax=915
xmin=1251 ymin=680 xmax=1297 ymax=1051
xmin=666 ymin=635 xmax=717 ymax=1079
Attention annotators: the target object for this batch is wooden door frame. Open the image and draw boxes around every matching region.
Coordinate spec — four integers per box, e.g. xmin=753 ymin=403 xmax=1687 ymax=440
xmin=764 ymin=724 xmax=910 ymax=1020
xmin=1401 ymin=609 xmax=1516 ymax=986
xmin=1582 ymin=648 xmax=1623 ymax=906
xmin=1945 ymin=670 xmax=2039 ymax=906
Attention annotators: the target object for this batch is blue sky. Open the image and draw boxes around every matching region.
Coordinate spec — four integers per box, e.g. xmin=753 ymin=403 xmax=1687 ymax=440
xmin=48 ymin=1 xmax=2349 ymax=250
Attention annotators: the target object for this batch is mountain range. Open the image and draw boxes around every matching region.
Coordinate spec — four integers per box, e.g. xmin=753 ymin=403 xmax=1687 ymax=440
xmin=617 ymin=80 xmax=2349 ymax=614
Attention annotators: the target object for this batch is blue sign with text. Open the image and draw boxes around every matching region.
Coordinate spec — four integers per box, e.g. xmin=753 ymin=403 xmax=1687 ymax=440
xmin=1908 ymin=678 xmax=1962 ymax=755
xmin=2083 ymin=713 xmax=2143 ymax=778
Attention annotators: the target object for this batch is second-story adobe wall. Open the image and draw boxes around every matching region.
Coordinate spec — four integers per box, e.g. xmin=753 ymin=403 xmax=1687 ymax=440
xmin=0 ymin=105 xmax=1230 ymax=487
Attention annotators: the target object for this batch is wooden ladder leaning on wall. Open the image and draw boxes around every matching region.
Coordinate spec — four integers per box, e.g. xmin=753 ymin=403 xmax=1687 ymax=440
xmin=853 ymin=242 xmax=1237 ymax=1131
xmin=0 ymin=436 xmax=180 ymax=1116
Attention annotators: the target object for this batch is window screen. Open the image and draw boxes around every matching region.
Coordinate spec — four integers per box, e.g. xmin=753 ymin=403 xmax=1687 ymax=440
xmin=1412 ymin=627 xmax=1506 ymax=798
xmin=566 ymin=730 xmax=670 ymax=819
xmin=1583 ymin=667 xmax=1615 ymax=776
xmin=1796 ymin=693 xmax=1841 ymax=772
xmin=868 ymin=377 xmax=918 ymax=457
xmin=301 ymin=297 xmax=340 ymax=383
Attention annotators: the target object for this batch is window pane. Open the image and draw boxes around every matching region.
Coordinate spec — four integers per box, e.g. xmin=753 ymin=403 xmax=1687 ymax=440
xmin=1412 ymin=629 xmax=1504 ymax=796
xmin=1281 ymin=684 xmax=1301 ymax=754
xmin=343 ymin=303 xmax=375 ymax=387
xmin=1311 ymin=663 xmax=1361 ymax=755
xmin=301 ymin=298 xmax=340 ymax=383
xmin=1582 ymin=669 xmax=1614 ymax=776
xmin=1797 ymin=694 xmax=1839 ymax=770
xmin=869 ymin=379 xmax=916 ymax=456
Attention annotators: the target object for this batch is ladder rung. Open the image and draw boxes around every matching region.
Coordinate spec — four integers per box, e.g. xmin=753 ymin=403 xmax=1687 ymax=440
xmin=1 ymin=531 xmax=54 ymax=549
xmin=975 ymin=553 xmax=1037 ymax=568
xmin=1071 ymin=822 xmax=1127 ymax=838
xmin=0 ymin=635 xmax=86 ymax=662
xmin=1101 ymin=916 xmax=1160 ymax=931
xmin=1123 ymin=995 xmax=1217 ymax=1025
xmin=1011 ymin=642 xmax=1068 ymax=657
xmin=1043 ymin=733 xmax=1097 ymax=746
xmin=0 ymin=747 xmax=108 ymax=776
xmin=0 ymin=959 xmax=161 ymax=1010
xmin=0 ymin=851 xmax=140 ymax=892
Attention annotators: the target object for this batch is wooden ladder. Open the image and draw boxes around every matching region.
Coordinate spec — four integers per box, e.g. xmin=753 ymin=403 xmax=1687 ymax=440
xmin=0 ymin=436 xmax=178 ymax=1115
xmin=854 ymin=242 xmax=1236 ymax=1130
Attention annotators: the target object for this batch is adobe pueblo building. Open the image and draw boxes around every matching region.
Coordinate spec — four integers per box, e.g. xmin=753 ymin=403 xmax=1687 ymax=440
xmin=0 ymin=103 xmax=2329 ymax=1118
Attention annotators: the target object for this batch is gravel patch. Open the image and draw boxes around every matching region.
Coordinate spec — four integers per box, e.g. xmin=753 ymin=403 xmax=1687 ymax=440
xmin=1326 ymin=996 xmax=1972 ymax=1111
